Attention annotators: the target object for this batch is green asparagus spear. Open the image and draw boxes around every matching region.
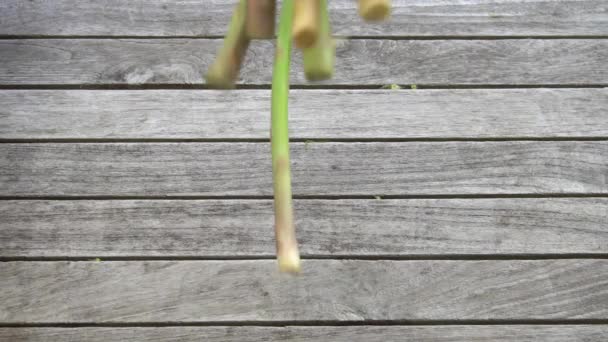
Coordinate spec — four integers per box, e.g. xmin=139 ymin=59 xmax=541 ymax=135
xmin=205 ymin=0 xmax=249 ymax=88
xmin=272 ymin=0 xmax=300 ymax=273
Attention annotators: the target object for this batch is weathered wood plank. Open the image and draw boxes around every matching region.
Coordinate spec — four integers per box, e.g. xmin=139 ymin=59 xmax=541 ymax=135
xmin=2 ymin=89 xmax=607 ymax=139
xmin=1 ymin=326 xmax=606 ymax=342
xmin=1 ymin=39 xmax=607 ymax=85
xmin=1 ymin=0 xmax=606 ymax=37
xmin=1 ymin=260 xmax=606 ymax=322
xmin=1 ymin=199 xmax=606 ymax=257
xmin=1 ymin=142 xmax=606 ymax=196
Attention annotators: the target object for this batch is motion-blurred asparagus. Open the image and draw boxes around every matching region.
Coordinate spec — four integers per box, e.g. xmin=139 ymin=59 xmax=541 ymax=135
xmin=205 ymin=0 xmax=391 ymax=273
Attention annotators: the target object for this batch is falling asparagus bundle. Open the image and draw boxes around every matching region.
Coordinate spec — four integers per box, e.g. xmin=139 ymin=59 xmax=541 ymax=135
xmin=205 ymin=0 xmax=391 ymax=273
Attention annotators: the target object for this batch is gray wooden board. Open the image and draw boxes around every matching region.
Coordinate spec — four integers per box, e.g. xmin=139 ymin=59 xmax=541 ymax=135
xmin=1 ymin=142 xmax=607 ymax=196
xmin=1 ymin=260 xmax=607 ymax=322
xmin=1 ymin=39 xmax=607 ymax=85
xmin=1 ymin=199 xmax=607 ymax=257
xmin=1 ymin=0 xmax=607 ymax=37
xmin=1 ymin=326 xmax=607 ymax=342
xmin=2 ymin=89 xmax=608 ymax=139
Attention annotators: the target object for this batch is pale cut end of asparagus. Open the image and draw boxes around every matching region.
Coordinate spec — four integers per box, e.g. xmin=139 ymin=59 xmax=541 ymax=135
xmin=273 ymin=162 xmax=301 ymax=274
xmin=205 ymin=39 xmax=249 ymax=89
xmin=205 ymin=0 xmax=249 ymax=88
xmin=303 ymin=38 xmax=335 ymax=81
xmin=303 ymin=0 xmax=334 ymax=81
xmin=246 ymin=0 xmax=276 ymax=39
xmin=278 ymin=247 xmax=301 ymax=273
xmin=358 ymin=0 xmax=391 ymax=21
xmin=292 ymin=0 xmax=320 ymax=49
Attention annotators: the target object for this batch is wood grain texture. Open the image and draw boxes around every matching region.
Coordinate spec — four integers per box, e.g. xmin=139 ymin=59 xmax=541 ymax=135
xmin=1 ymin=260 xmax=607 ymax=322
xmin=1 ymin=39 xmax=607 ymax=85
xmin=1 ymin=142 xmax=607 ymax=196
xmin=2 ymin=89 xmax=607 ymax=139
xmin=1 ymin=198 xmax=607 ymax=257
xmin=1 ymin=0 xmax=606 ymax=36
xmin=1 ymin=326 xmax=606 ymax=342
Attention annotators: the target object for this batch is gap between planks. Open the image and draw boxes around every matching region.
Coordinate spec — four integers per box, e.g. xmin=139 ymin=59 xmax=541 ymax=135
xmin=1 ymin=35 xmax=608 ymax=40
xmin=0 ymin=84 xmax=606 ymax=90
xmin=1 ymin=194 xmax=607 ymax=200
xmin=1 ymin=320 xmax=608 ymax=327
xmin=3 ymin=138 xmax=608 ymax=143
xmin=2 ymin=255 xmax=608 ymax=262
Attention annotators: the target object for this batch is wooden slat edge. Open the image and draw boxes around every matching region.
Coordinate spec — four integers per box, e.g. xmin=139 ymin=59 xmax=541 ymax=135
xmin=1 ymin=39 xmax=607 ymax=85
xmin=1 ymin=198 xmax=607 ymax=257
xmin=1 ymin=142 xmax=607 ymax=196
xmin=1 ymin=260 xmax=606 ymax=322
xmin=1 ymin=0 xmax=607 ymax=36
xmin=2 ymin=89 xmax=607 ymax=139
xmin=1 ymin=326 xmax=607 ymax=342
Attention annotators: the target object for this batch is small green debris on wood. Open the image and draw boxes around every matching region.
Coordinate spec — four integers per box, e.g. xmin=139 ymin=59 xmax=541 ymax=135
xmin=410 ymin=84 xmax=417 ymax=90
xmin=374 ymin=195 xmax=382 ymax=200
xmin=381 ymin=84 xmax=401 ymax=90
xmin=94 ymin=258 xmax=101 ymax=262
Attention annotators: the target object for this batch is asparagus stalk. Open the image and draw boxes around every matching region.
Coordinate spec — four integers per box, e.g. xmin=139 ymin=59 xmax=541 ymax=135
xmin=205 ymin=0 xmax=249 ymax=89
xmin=303 ymin=0 xmax=334 ymax=81
xmin=246 ymin=0 xmax=276 ymax=39
xmin=272 ymin=0 xmax=300 ymax=273
xmin=292 ymin=0 xmax=320 ymax=49
xmin=358 ymin=0 xmax=391 ymax=21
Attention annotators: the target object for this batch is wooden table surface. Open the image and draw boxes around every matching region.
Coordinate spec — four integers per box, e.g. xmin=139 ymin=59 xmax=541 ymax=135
xmin=1 ymin=1 xmax=607 ymax=341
